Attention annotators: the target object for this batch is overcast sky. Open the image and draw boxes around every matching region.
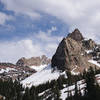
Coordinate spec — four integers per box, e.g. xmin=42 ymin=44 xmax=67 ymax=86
xmin=0 ymin=0 xmax=100 ymax=63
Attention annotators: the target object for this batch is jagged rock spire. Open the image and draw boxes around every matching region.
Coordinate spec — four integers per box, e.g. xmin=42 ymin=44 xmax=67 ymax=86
xmin=51 ymin=29 xmax=96 ymax=72
xmin=67 ymin=28 xmax=84 ymax=41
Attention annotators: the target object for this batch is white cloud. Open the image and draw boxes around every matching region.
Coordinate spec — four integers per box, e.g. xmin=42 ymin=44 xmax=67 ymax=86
xmin=1 ymin=0 xmax=100 ymax=41
xmin=1 ymin=0 xmax=100 ymax=63
xmin=1 ymin=0 xmax=41 ymax=19
xmin=0 ymin=28 xmax=62 ymax=63
xmin=34 ymin=29 xmax=63 ymax=58
xmin=35 ymin=27 xmax=61 ymax=43
xmin=0 ymin=12 xmax=13 ymax=25
xmin=0 ymin=39 xmax=44 ymax=63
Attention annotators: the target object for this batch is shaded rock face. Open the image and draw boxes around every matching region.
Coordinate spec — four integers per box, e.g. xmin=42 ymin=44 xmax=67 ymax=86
xmin=51 ymin=29 xmax=97 ymax=72
xmin=82 ymin=39 xmax=96 ymax=50
xmin=52 ymin=39 xmax=69 ymax=71
xmin=16 ymin=55 xmax=51 ymax=67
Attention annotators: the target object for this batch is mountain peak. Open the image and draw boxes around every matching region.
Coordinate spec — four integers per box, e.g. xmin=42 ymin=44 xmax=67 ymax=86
xmin=67 ymin=28 xmax=84 ymax=41
xmin=51 ymin=29 xmax=98 ymax=73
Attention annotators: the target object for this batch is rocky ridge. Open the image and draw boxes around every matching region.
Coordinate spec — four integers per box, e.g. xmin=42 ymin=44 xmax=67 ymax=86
xmin=0 ymin=55 xmax=51 ymax=81
xmin=16 ymin=55 xmax=51 ymax=67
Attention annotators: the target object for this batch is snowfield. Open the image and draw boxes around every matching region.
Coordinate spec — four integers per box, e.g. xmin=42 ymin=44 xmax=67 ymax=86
xmin=21 ymin=62 xmax=100 ymax=99
xmin=38 ymin=79 xmax=86 ymax=100
xmin=21 ymin=65 xmax=64 ymax=87
xmin=29 ymin=64 xmax=47 ymax=72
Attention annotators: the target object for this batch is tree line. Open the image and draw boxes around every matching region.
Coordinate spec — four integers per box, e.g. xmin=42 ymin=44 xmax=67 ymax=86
xmin=0 ymin=67 xmax=100 ymax=100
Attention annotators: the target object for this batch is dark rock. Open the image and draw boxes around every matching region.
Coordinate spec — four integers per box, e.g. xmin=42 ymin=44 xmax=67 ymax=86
xmin=51 ymin=38 xmax=69 ymax=71
xmin=68 ymin=28 xmax=84 ymax=41
xmin=82 ymin=39 xmax=96 ymax=49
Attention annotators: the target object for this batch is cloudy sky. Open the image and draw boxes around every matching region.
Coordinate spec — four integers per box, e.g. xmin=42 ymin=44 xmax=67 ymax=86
xmin=0 ymin=0 xmax=100 ymax=63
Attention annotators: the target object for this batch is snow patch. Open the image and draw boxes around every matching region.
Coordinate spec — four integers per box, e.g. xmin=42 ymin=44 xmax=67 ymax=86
xmin=71 ymin=66 xmax=80 ymax=75
xmin=0 ymin=68 xmax=16 ymax=74
xmin=88 ymin=60 xmax=100 ymax=67
xmin=85 ymin=50 xmax=93 ymax=54
xmin=60 ymin=80 xmax=86 ymax=100
xmin=21 ymin=64 xmax=62 ymax=87
xmin=29 ymin=64 xmax=47 ymax=72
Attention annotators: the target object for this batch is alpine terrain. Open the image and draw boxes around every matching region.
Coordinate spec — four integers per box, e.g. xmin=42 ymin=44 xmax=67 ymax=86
xmin=1 ymin=29 xmax=100 ymax=100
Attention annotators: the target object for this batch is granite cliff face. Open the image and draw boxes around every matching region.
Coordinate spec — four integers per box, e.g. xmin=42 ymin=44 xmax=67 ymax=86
xmin=16 ymin=55 xmax=51 ymax=67
xmin=51 ymin=29 xmax=98 ymax=73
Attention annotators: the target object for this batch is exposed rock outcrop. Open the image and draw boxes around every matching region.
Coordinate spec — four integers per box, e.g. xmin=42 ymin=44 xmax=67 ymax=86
xmin=16 ymin=55 xmax=51 ymax=67
xmin=0 ymin=63 xmax=15 ymax=67
xmin=51 ymin=29 xmax=98 ymax=73
xmin=68 ymin=29 xmax=84 ymax=41
xmin=82 ymin=39 xmax=96 ymax=50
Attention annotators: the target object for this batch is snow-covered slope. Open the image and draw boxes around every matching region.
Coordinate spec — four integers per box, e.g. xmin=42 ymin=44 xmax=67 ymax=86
xmin=21 ymin=65 xmax=64 ymax=87
xmin=0 ymin=68 xmax=16 ymax=74
xmin=60 ymin=80 xmax=85 ymax=100
xmin=29 ymin=64 xmax=47 ymax=72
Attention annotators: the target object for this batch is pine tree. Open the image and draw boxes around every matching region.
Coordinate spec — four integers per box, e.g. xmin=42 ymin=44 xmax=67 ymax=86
xmin=74 ymin=81 xmax=81 ymax=100
xmin=22 ymin=88 xmax=31 ymax=100
xmin=85 ymin=67 xmax=97 ymax=100
xmin=51 ymin=81 xmax=61 ymax=100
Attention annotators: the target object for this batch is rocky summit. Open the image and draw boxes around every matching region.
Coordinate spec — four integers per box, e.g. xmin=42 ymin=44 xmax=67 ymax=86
xmin=51 ymin=29 xmax=99 ymax=74
xmin=16 ymin=55 xmax=51 ymax=67
xmin=67 ymin=28 xmax=84 ymax=41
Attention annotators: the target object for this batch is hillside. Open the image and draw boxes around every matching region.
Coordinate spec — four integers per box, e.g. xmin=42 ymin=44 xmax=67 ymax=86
xmin=21 ymin=29 xmax=100 ymax=87
xmin=21 ymin=64 xmax=66 ymax=87
xmin=1 ymin=29 xmax=100 ymax=100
